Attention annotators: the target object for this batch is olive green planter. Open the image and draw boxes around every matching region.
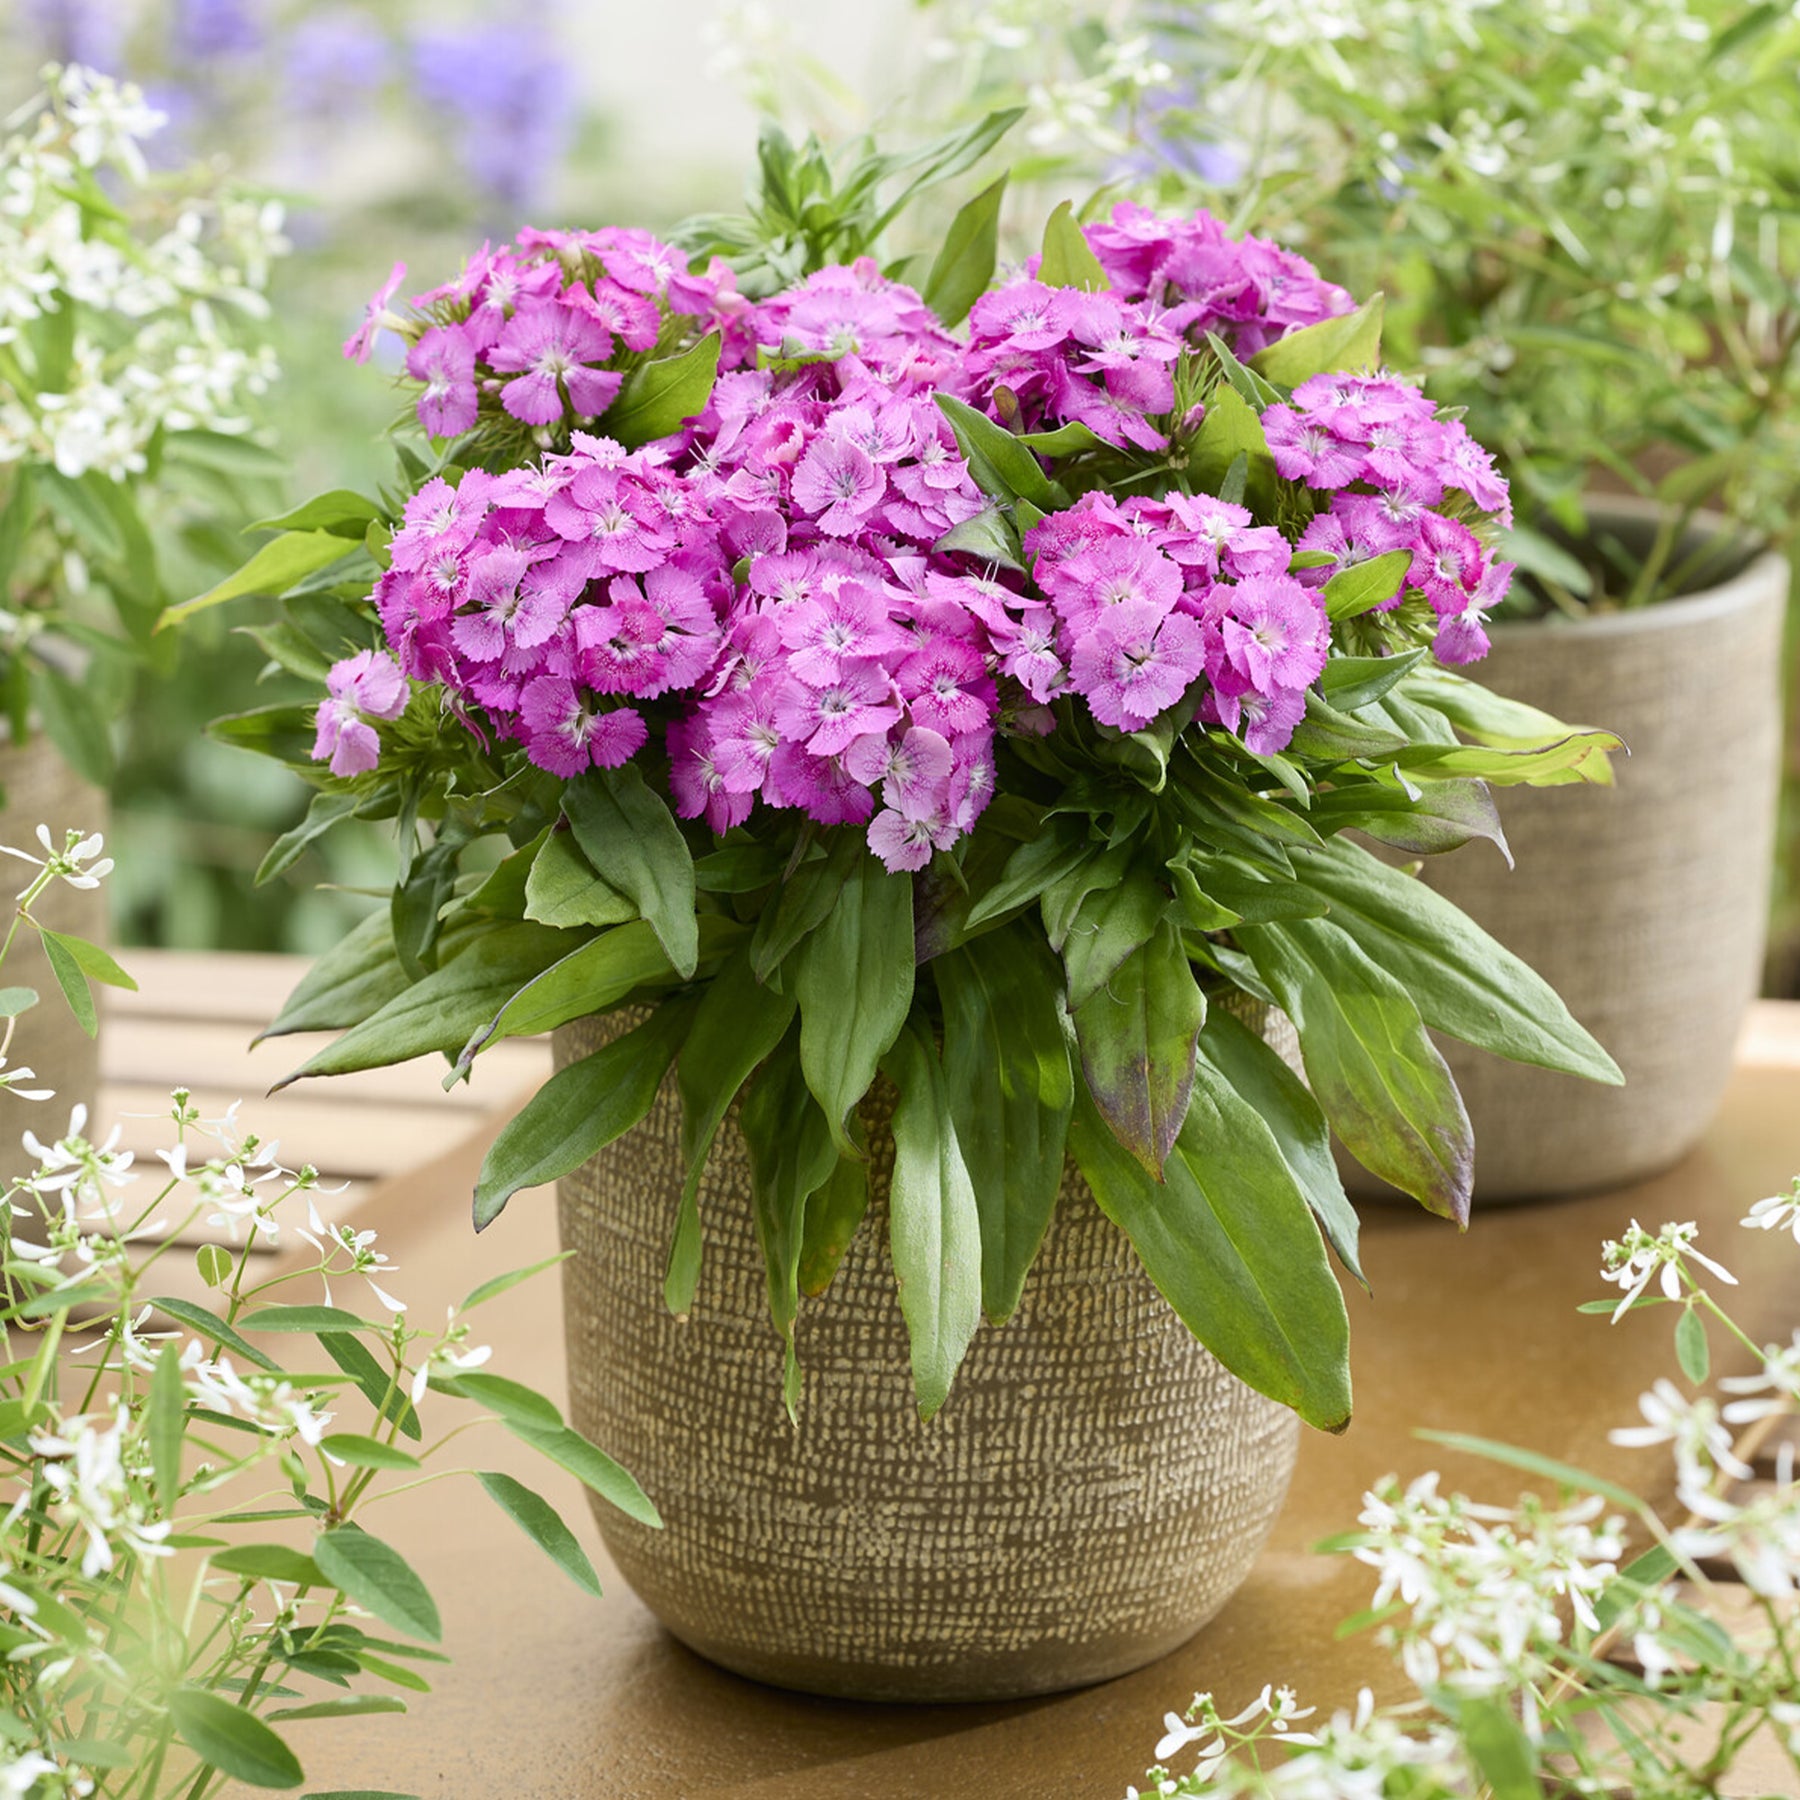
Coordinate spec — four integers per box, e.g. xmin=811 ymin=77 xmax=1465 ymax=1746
xmin=0 ymin=733 xmax=107 ymax=1152
xmin=555 ymin=1004 xmax=1302 ymax=1703
xmin=1383 ymin=499 xmax=1787 ymax=1201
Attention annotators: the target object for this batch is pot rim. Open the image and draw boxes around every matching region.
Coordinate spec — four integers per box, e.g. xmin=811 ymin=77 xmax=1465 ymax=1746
xmin=1493 ymin=495 xmax=1790 ymax=645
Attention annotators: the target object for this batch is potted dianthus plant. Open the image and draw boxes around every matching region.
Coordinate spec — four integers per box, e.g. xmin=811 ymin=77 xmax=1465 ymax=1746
xmin=197 ymin=125 xmax=1621 ymax=1701
xmin=0 ymin=64 xmax=286 ymax=1135
xmin=1006 ymin=0 xmax=1799 ymax=1198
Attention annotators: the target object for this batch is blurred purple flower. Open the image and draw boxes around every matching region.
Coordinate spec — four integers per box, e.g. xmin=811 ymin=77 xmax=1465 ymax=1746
xmin=23 ymin=0 xmax=126 ymax=68
xmin=408 ymin=3 xmax=575 ymax=218
xmin=285 ymin=8 xmax=392 ymax=117
xmin=171 ymin=0 xmax=269 ymax=61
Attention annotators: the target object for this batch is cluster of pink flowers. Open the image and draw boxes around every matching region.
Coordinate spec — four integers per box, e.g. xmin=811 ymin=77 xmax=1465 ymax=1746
xmin=317 ymin=207 xmax=1514 ymax=872
xmin=1263 ymin=374 xmax=1515 ymax=664
xmin=344 ymin=228 xmax=747 ymax=440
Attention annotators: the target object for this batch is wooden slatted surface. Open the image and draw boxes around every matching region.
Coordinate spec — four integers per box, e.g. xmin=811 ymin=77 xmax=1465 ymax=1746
xmin=100 ymin=949 xmax=550 ymax=1240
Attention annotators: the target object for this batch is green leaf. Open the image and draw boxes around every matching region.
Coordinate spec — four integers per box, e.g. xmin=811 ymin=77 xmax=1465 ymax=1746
xmin=523 ymin=829 xmax=637 ymax=930
xmin=922 ymin=174 xmax=1006 ymax=328
xmin=281 ymin=922 xmax=578 ymax=1082
xmin=33 ymin=663 xmax=114 ymax=787
xmin=312 ymin=1527 xmax=442 ymax=1642
xmin=749 ymin=834 xmax=860 ymax=979
xmin=881 ymin=1024 xmax=983 ymax=1422
xmin=1305 ymin=779 xmax=1510 ymax=862
xmin=1497 ymin=523 xmax=1594 ymax=599
xmin=269 ymin=1698 xmax=408 ymax=1723
xmin=161 ymin=531 xmax=354 ymax=630
xmin=601 ymin=333 xmax=722 ymax=448
xmin=1458 ymin=1695 xmax=1545 ymax=1800
xmin=668 ymin=948 xmax=797 ymax=1315
xmin=1285 ymin=690 xmax=1410 ymax=763
xmin=0 ymin=986 xmax=36 ymax=1018
xmin=1593 ymin=1545 xmax=1680 ymax=1632
xmin=934 ymin=392 xmax=1066 ymax=514
xmin=935 ymin=928 xmax=1073 ymax=1323
xmin=257 ymin=791 xmax=365 ymax=888
xmin=1188 ymin=385 xmax=1279 ymax=515
xmin=692 ymin=843 xmax=785 ymax=894
xmin=431 ymin=1370 xmax=562 ymax=1430
xmin=197 ymin=1241 xmax=233 ymax=1289
xmin=476 ymin=1471 xmax=602 ymax=1596
xmin=39 ymin=927 xmax=135 ymax=993
xmin=148 ymin=1340 xmax=185 ymax=1508
xmin=473 ymin=1001 xmax=691 ymax=1229
xmin=1320 ymin=648 xmax=1428 ymax=712
xmin=563 ymin=765 xmax=698 ymax=978
xmin=168 ymin=1688 xmax=304 ymax=1790
xmin=242 ymin=1305 xmax=380 ymax=1334
xmin=1038 ymin=199 xmax=1109 ymax=291
xmin=1675 ymin=1307 xmax=1710 ymax=1384
xmin=1239 ymin=916 xmax=1473 ymax=1224
xmin=1198 ymin=1008 xmax=1363 ymax=1288
xmin=934 ymin=505 xmax=1025 ymax=572
xmin=258 ymin=907 xmax=408 ymax=1040
xmin=250 ymin=491 xmax=382 ymax=539
xmin=1068 ymin=1068 xmax=1353 ymax=1432
xmin=741 ymin=1032 xmax=841 ymax=1417
xmin=146 ymin=1297 xmax=282 ymax=1373
xmin=798 ymin=1150 xmax=870 ymax=1297
xmin=1321 ymin=549 xmax=1414 ymax=621
xmin=964 ymin=814 xmax=1092 ymax=932
xmin=793 ymin=853 xmax=915 ymax=1155
xmin=318 ymin=1332 xmax=421 ymax=1441
xmin=209 ymin=702 xmax=321 ymax=770
xmin=1298 ymin=838 xmax=1622 ymax=1083
xmin=1071 ymin=918 xmax=1204 ymax=1177
xmin=0 ymin=468 xmax=35 ymax=593
xmin=1059 ymin=866 xmax=1167 ymax=1010
xmin=1248 ymin=295 xmax=1384 ymax=386
xmin=317 ymin=1434 xmax=422 ymax=1472
xmin=37 ymin=466 xmax=122 ymax=560
xmin=1012 ymin=420 xmax=1112 ymax=456
xmin=459 ymin=1250 xmax=574 ymax=1313
xmin=1394 ymin=730 xmax=1623 ymax=788
xmin=163 ymin=428 xmax=288 ymax=478
xmin=210 ymin=1545 xmax=326 ymax=1586
xmin=506 ymin=1422 xmax=662 ymax=1528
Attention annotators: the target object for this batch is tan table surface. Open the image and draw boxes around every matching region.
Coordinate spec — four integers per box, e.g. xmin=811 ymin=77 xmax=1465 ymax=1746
xmin=179 ymin=993 xmax=1800 ymax=1800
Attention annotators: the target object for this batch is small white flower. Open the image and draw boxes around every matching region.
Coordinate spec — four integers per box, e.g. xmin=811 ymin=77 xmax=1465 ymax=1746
xmin=1719 ymin=1330 xmax=1800 ymax=1424
xmin=29 ymin=1405 xmax=173 ymax=1578
xmin=1599 ymin=1219 xmax=1736 ymax=1321
xmin=1610 ymin=1377 xmax=1752 ymax=1491
xmin=1742 ymin=1180 xmax=1800 ymax=1245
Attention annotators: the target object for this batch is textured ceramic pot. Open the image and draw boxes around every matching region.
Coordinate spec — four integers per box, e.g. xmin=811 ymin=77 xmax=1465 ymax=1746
xmin=0 ymin=732 xmax=107 ymax=1150
xmin=555 ymin=1003 xmax=1302 ymax=1703
xmin=1371 ymin=499 xmax=1787 ymax=1202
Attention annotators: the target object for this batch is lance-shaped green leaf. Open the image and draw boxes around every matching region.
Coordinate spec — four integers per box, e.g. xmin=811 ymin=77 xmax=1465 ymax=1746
xmin=1038 ymin=199 xmax=1109 ymax=291
xmin=1060 ymin=865 xmax=1169 ymax=1010
xmin=601 ymin=333 xmax=721 ymax=448
xmin=473 ymin=1000 xmax=694 ymax=1229
xmin=1320 ymin=548 xmax=1414 ymax=621
xmin=799 ymin=1149 xmax=870 ymax=1297
xmin=257 ymin=791 xmax=365 ymax=887
xmin=934 ymin=392 xmax=1067 ymax=513
xmin=258 ymin=908 xmax=409 ymax=1042
xmin=1296 ymin=837 xmax=1622 ymax=1082
xmin=922 ymin=173 xmax=1006 ymax=327
xmin=668 ymin=949 xmax=797 ymax=1314
xmin=964 ymin=812 xmax=1091 ymax=932
xmin=1306 ymin=777 xmax=1511 ymax=863
xmin=1071 ymin=917 xmax=1204 ymax=1176
xmin=250 ymin=490 xmax=382 ymax=539
xmin=1285 ymin=690 xmax=1411 ymax=762
xmin=1392 ymin=729 xmax=1622 ymax=787
xmin=935 ymin=929 xmax=1073 ymax=1323
xmin=148 ymin=1341 xmax=186 ymax=1509
xmin=1248 ymin=294 xmax=1385 ymax=386
xmin=160 ymin=530 xmax=354 ymax=629
xmin=167 ymin=1690 xmax=304 ymax=1791
xmin=793 ymin=854 xmax=915 ymax=1155
xmin=1239 ymin=915 xmax=1473 ymax=1224
xmin=1188 ymin=384 xmax=1280 ymax=516
xmin=881 ymin=1024 xmax=983 ymax=1421
xmin=1196 ymin=1008 xmax=1363 ymax=1288
xmin=312 ymin=1527 xmax=441 ymax=1642
xmin=276 ymin=922 xmax=578 ymax=1084
xmin=1068 ymin=1072 xmax=1352 ymax=1432
xmin=562 ymin=765 xmax=697 ymax=977
xmin=1320 ymin=647 xmax=1428 ymax=712
xmin=741 ymin=1031 xmax=841 ymax=1418
xmin=507 ymin=1423 xmax=662 ymax=1528
xmin=476 ymin=1471 xmax=602 ymax=1597
xmin=523 ymin=828 xmax=637 ymax=930
xmin=749 ymin=833 xmax=860 ymax=979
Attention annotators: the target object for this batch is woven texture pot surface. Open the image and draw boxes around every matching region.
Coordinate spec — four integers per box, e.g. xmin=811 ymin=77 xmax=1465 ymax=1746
xmin=1391 ymin=502 xmax=1787 ymax=1201
xmin=0 ymin=736 xmax=107 ymax=1154
xmin=555 ymin=1002 xmax=1301 ymax=1702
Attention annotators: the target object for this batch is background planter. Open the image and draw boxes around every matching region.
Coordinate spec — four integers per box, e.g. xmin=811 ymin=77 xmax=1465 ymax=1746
xmin=1372 ymin=499 xmax=1787 ymax=1201
xmin=555 ymin=1003 xmax=1301 ymax=1703
xmin=0 ymin=732 xmax=107 ymax=1151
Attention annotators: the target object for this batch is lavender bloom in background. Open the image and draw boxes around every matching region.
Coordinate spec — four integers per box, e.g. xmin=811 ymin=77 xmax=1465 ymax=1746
xmin=284 ymin=7 xmax=392 ymax=118
xmin=1114 ymin=75 xmax=1243 ymax=187
xmin=22 ymin=0 xmax=126 ymax=68
xmin=170 ymin=0 xmax=269 ymax=62
xmin=409 ymin=2 xmax=576 ymax=220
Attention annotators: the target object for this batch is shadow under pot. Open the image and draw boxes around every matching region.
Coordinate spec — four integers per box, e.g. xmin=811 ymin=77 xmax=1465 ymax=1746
xmin=1349 ymin=496 xmax=1788 ymax=1206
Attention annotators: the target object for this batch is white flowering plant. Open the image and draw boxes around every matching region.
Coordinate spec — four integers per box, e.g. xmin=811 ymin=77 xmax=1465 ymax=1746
xmin=0 ymin=833 xmax=653 ymax=1798
xmin=0 ymin=64 xmax=287 ymax=790
xmin=1127 ymin=1201 xmax=1800 ymax=1800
